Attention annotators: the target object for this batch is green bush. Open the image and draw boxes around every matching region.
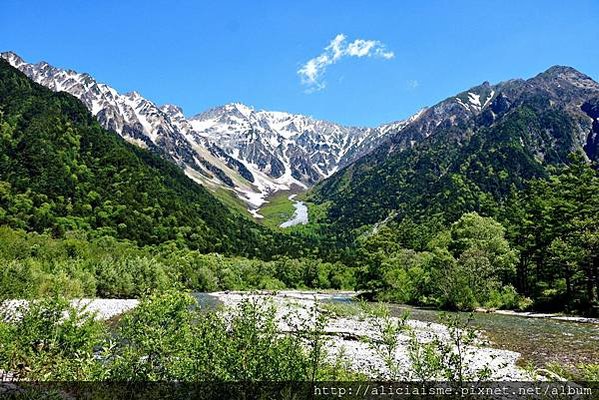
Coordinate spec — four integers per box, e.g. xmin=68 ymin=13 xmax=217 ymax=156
xmin=485 ymin=285 xmax=532 ymax=310
xmin=0 ymin=297 xmax=105 ymax=380
xmin=0 ymin=291 xmax=336 ymax=382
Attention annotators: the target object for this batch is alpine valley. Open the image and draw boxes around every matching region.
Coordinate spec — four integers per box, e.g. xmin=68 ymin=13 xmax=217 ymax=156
xmin=4 ymin=0 xmax=599 ymax=391
xmin=1 ymin=51 xmax=415 ymax=215
xmin=1 ymin=47 xmax=599 ymax=385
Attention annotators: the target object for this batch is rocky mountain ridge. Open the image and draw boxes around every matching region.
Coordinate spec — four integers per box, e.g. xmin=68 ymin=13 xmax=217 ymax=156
xmin=310 ymin=64 xmax=599 ymax=229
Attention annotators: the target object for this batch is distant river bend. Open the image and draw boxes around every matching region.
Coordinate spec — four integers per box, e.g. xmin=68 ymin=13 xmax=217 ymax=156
xmin=280 ymin=195 xmax=308 ymax=228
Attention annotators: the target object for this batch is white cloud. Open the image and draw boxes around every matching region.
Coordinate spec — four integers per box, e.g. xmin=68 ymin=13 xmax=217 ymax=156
xmin=407 ymin=79 xmax=419 ymax=88
xmin=298 ymin=34 xmax=395 ymax=92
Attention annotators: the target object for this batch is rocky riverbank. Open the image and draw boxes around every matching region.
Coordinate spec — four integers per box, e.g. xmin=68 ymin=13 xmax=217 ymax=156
xmin=212 ymin=291 xmax=531 ymax=380
xmin=0 ymin=299 xmax=139 ymax=323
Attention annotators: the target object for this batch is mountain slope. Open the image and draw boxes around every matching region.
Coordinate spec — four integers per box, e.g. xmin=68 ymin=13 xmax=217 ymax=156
xmin=0 ymin=52 xmax=234 ymax=186
xmin=0 ymin=58 xmax=274 ymax=256
xmin=0 ymin=52 xmax=407 ymax=213
xmin=310 ymin=66 xmax=599 ymax=231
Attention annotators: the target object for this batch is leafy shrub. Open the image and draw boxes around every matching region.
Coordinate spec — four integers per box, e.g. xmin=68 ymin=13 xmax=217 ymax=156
xmin=0 ymin=297 xmax=105 ymax=380
xmin=485 ymin=285 xmax=532 ymax=310
xmin=0 ymin=291 xmax=333 ymax=382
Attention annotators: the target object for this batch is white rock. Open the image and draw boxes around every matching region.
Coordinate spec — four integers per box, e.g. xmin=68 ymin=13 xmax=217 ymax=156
xmin=0 ymin=299 xmax=139 ymax=322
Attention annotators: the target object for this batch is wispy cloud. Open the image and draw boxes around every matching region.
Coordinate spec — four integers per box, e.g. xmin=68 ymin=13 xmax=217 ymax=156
xmin=407 ymin=79 xmax=419 ymax=89
xmin=298 ymin=34 xmax=394 ymax=92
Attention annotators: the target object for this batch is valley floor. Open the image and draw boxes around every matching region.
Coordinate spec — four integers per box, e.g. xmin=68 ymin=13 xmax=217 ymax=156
xmin=3 ymin=291 xmax=597 ymax=380
xmin=279 ymin=195 xmax=309 ymax=228
xmin=254 ymin=190 xmax=303 ymax=228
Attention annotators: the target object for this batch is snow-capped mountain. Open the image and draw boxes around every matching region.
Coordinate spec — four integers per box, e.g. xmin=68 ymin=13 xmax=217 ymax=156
xmin=0 ymin=51 xmax=416 ymax=213
xmin=188 ymin=103 xmax=406 ymax=185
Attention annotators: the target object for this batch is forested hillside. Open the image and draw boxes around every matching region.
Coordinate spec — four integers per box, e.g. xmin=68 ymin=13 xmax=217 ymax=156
xmin=307 ymin=66 xmax=599 ymax=315
xmin=310 ymin=66 xmax=599 ymax=231
xmin=0 ymin=59 xmax=275 ymax=257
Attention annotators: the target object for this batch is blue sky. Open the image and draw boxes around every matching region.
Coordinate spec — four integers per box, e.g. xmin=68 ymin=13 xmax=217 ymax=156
xmin=2 ymin=0 xmax=599 ymax=126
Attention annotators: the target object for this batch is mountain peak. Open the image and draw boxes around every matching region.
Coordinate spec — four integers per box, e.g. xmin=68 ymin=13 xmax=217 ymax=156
xmin=193 ymin=102 xmax=256 ymax=121
xmin=533 ymin=65 xmax=599 ymax=92
xmin=1 ymin=51 xmax=25 ymax=66
xmin=537 ymin=65 xmax=595 ymax=82
xmin=160 ymin=103 xmax=184 ymax=116
xmin=124 ymin=91 xmax=143 ymax=100
xmin=543 ymin=65 xmax=584 ymax=75
xmin=225 ymin=102 xmax=254 ymax=116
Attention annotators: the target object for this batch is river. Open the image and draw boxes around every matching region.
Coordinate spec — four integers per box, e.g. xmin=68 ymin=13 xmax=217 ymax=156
xmin=194 ymin=292 xmax=599 ymax=373
xmin=384 ymin=304 xmax=599 ymax=370
xmin=279 ymin=194 xmax=308 ymax=228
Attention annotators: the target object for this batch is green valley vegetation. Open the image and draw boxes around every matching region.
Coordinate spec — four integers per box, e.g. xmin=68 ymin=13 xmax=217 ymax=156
xmin=311 ymin=151 xmax=599 ymax=316
xmin=1 ymin=57 xmax=599 ymax=319
xmin=0 ymin=227 xmax=356 ymax=299
xmin=257 ymin=191 xmax=297 ymax=229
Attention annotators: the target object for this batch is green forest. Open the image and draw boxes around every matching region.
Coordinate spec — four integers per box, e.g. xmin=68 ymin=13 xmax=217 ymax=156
xmin=347 ymin=155 xmax=599 ymax=314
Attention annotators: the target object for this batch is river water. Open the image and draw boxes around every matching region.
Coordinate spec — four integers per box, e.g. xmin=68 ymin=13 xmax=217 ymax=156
xmin=279 ymin=194 xmax=309 ymax=228
xmin=386 ymin=304 xmax=599 ymax=370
